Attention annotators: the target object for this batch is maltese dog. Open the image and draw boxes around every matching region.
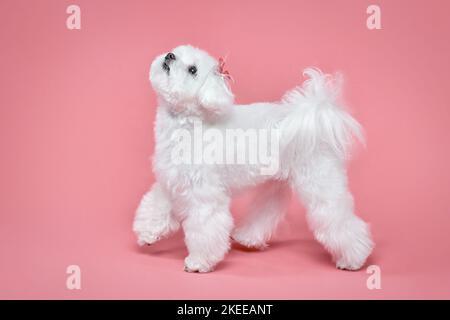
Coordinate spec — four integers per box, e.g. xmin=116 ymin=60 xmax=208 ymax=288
xmin=133 ymin=45 xmax=374 ymax=272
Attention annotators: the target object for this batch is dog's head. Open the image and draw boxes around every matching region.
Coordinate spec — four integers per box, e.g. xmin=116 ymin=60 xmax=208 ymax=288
xmin=149 ymin=45 xmax=234 ymax=119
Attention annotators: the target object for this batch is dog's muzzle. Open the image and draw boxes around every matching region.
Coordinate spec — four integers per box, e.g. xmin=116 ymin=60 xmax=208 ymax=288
xmin=162 ymin=52 xmax=176 ymax=73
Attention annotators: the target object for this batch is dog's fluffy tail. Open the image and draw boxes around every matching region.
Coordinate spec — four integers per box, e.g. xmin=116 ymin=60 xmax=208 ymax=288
xmin=279 ymin=68 xmax=364 ymax=160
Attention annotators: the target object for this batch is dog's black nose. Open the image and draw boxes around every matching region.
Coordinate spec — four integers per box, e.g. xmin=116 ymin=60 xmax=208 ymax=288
xmin=165 ymin=52 xmax=176 ymax=61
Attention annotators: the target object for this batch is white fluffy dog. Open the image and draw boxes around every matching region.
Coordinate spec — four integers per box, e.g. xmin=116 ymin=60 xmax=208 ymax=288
xmin=133 ymin=45 xmax=374 ymax=272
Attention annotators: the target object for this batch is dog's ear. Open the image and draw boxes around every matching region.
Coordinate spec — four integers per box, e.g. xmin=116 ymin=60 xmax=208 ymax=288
xmin=197 ymin=71 xmax=234 ymax=118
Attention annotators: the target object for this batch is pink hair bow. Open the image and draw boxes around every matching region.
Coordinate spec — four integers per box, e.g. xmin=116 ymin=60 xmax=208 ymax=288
xmin=217 ymin=57 xmax=234 ymax=82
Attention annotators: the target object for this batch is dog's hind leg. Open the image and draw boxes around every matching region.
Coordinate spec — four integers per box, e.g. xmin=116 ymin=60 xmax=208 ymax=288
xmin=133 ymin=182 xmax=179 ymax=246
xmin=232 ymin=181 xmax=291 ymax=249
xmin=292 ymin=155 xmax=374 ymax=270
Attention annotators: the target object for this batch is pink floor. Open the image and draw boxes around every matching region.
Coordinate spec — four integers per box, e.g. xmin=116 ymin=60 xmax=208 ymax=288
xmin=1 ymin=0 xmax=450 ymax=299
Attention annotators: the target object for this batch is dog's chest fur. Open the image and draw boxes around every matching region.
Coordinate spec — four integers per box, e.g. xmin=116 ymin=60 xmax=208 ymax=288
xmin=151 ymin=106 xmax=275 ymax=205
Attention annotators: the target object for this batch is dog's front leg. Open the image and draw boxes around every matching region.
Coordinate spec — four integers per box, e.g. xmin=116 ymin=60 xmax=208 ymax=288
xmin=133 ymin=182 xmax=179 ymax=246
xmin=182 ymin=199 xmax=233 ymax=273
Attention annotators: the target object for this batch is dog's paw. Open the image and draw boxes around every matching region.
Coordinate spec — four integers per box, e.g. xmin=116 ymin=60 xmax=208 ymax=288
xmin=231 ymin=228 xmax=268 ymax=250
xmin=332 ymin=218 xmax=374 ymax=271
xmin=335 ymin=258 xmax=365 ymax=271
xmin=183 ymin=256 xmax=214 ymax=273
xmin=135 ymin=230 xmax=162 ymax=246
xmin=133 ymin=218 xmax=177 ymax=246
xmin=133 ymin=184 xmax=179 ymax=246
xmin=334 ymin=244 xmax=372 ymax=271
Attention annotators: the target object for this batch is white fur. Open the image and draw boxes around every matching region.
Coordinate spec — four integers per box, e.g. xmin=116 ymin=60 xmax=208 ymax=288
xmin=133 ymin=45 xmax=374 ymax=272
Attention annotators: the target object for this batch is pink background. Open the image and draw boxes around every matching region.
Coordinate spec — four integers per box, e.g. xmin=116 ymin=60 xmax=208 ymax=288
xmin=1 ymin=0 xmax=450 ymax=299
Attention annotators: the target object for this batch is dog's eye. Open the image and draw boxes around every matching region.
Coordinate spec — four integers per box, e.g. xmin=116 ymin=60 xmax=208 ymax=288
xmin=188 ymin=65 xmax=197 ymax=76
